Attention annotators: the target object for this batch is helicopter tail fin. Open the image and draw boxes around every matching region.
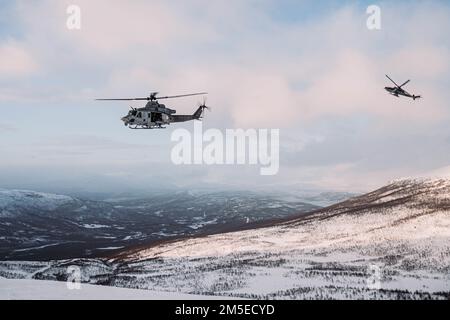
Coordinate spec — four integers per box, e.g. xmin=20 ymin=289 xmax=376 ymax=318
xmin=413 ymin=95 xmax=422 ymax=100
xmin=193 ymin=106 xmax=205 ymax=119
xmin=193 ymin=101 xmax=210 ymax=119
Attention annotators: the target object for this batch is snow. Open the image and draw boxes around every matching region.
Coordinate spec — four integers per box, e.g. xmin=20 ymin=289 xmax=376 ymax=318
xmin=74 ymin=205 xmax=88 ymax=212
xmin=0 ymin=189 xmax=74 ymax=212
xmin=0 ymin=278 xmax=222 ymax=300
xmin=13 ymin=243 xmax=62 ymax=252
xmin=1 ymin=179 xmax=449 ymax=299
xmin=133 ymin=206 xmax=446 ymax=259
xmin=113 ymin=179 xmax=450 ymax=299
xmin=82 ymin=224 xmax=110 ymax=229
xmin=189 ymin=218 xmax=218 ymax=230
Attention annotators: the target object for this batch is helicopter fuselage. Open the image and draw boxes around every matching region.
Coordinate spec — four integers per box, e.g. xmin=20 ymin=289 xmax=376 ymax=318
xmin=121 ymin=101 xmax=176 ymax=129
xmin=121 ymin=101 xmax=206 ymax=129
xmin=385 ymin=86 xmax=406 ymax=97
xmin=384 ymin=75 xmax=421 ymax=100
xmin=96 ymin=91 xmax=209 ymax=129
xmin=384 ymin=86 xmax=421 ymax=100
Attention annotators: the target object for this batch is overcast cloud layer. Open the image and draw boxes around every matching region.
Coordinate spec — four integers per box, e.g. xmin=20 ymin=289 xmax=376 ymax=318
xmin=0 ymin=0 xmax=449 ymax=193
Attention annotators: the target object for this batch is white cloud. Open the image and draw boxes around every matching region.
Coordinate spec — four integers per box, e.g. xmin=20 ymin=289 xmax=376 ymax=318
xmin=11 ymin=2 xmax=450 ymax=123
xmin=0 ymin=40 xmax=38 ymax=78
xmin=2 ymin=1 xmax=450 ymax=191
xmin=17 ymin=0 xmax=216 ymax=55
xmin=0 ymin=123 xmax=16 ymax=132
xmin=90 ymin=3 xmax=450 ymax=129
xmin=388 ymin=47 xmax=450 ymax=79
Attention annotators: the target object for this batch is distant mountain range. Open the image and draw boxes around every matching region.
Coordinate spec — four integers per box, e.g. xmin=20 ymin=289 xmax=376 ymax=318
xmin=0 ymin=189 xmax=320 ymax=260
xmin=1 ymin=179 xmax=449 ymax=299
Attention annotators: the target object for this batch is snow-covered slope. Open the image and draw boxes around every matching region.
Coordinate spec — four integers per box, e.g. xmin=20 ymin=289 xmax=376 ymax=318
xmin=0 ymin=278 xmax=221 ymax=300
xmin=114 ymin=178 xmax=449 ymax=299
xmin=1 ymin=179 xmax=449 ymax=299
xmin=0 ymin=189 xmax=317 ymax=260
xmin=130 ymin=179 xmax=450 ymax=259
xmin=0 ymin=189 xmax=75 ymax=213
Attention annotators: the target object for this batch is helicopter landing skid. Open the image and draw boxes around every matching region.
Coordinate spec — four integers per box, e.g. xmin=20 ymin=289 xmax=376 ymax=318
xmin=129 ymin=125 xmax=166 ymax=130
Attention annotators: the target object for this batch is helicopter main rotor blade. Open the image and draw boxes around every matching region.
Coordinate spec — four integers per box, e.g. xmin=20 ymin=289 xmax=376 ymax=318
xmin=155 ymin=92 xmax=208 ymax=100
xmin=399 ymin=80 xmax=410 ymax=88
xmin=96 ymin=92 xmax=207 ymax=101
xmin=96 ymin=98 xmax=150 ymax=101
xmin=385 ymin=75 xmax=401 ymax=88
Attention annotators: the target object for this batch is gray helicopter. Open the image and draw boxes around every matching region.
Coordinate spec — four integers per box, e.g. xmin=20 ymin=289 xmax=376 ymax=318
xmin=96 ymin=92 xmax=209 ymax=129
xmin=385 ymin=75 xmax=422 ymax=100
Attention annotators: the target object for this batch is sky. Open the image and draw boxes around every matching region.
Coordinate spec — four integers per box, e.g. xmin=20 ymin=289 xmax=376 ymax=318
xmin=0 ymin=0 xmax=449 ymax=194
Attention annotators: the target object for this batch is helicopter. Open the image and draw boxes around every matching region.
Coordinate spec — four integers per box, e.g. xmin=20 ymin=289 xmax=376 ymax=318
xmin=96 ymin=92 xmax=210 ymax=129
xmin=384 ymin=75 xmax=422 ymax=100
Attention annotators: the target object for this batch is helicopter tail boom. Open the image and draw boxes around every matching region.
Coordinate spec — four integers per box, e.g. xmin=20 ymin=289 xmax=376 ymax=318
xmin=169 ymin=105 xmax=209 ymax=123
xmin=193 ymin=105 xmax=206 ymax=119
xmin=170 ymin=115 xmax=196 ymax=123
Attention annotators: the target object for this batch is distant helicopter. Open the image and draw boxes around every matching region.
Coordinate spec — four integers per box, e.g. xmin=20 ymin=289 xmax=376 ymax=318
xmin=385 ymin=75 xmax=422 ymax=100
xmin=96 ymin=92 xmax=209 ymax=129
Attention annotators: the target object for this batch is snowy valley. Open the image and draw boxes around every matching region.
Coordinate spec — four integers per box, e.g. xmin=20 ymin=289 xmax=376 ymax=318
xmin=0 ymin=179 xmax=449 ymax=299
xmin=0 ymin=189 xmax=318 ymax=260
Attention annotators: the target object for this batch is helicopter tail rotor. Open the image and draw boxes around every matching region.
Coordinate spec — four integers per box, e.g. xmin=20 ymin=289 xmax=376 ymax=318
xmin=199 ymin=97 xmax=211 ymax=111
xmin=193 ymin=98 xmax=211 ymax=120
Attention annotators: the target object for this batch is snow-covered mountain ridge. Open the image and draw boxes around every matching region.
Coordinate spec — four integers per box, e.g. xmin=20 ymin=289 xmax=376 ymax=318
xmin=0 ymin=189 xmax=75 ymax=214
xmin=1 ymin=179 xmax=449 ymax=299
xmin=111 ymin=178 xmax=449 ymax=299
xmin=0 ymin=189 xmax=317 ymax=260
xmin=127 ymin=178 xmax=450 ymax=260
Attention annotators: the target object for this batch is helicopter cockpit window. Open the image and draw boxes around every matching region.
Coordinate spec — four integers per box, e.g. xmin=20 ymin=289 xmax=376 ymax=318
xmin=130 ymin=110 xmax=137 ymax=116
xmin=137 ymin=112 xmax=142 ymax=118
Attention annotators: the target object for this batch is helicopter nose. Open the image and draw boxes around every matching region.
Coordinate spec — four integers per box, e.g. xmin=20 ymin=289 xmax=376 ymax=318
xmin=121 ymin=116 xmax=129 ymax=125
